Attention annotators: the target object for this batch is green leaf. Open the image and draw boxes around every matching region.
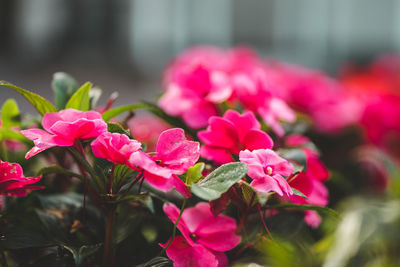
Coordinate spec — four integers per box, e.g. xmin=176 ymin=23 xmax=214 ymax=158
xmin=37 ymin=165 xmax=84 ymax=180
xmin=0 ymin=80 xmax=57 ymax=115
xmin=63 ymin=243 xmax=102 ymax=266
xmin=113 ymin=164 xmax=136 ymax=190
xmin=0 ymin=226 xmax=49 ymax=250
xmin=292 ymin=188 xmax=308 ymax=200
xmin=102 ymin=104 xmax=143 ymax=121
xmin=279 ymin=148 xmax=307 ymax=171
xmin=191 ymin=162 xmax=248 ymax=201
xmin=107 ymin=122 xmax=130 ymax=135
xmin=185 ymin=162 xmax=205 ymax=185
xmin=65 ymin=82 xmax=92 ymax=111
xmin=1 ymin=98 xmax=20 ymax=128
xmin=0 ymin=128 xmax=28 ymax=142
xmin=240 ymin=181 xmax=259 ymax=206
xmin=268 ymin=203 xmax=339 ymax=218
xmin=135 ymin=256 xmax=171 ymax=267
xmin=52 ymin=72 xmax=79 ymax=109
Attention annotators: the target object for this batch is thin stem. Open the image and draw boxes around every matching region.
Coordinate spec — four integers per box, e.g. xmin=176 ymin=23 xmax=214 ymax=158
xmin=257 ymin=204 xmax=274 ymax=241
xmin=110 ymin=164 xmax=115 ymax=195
xmin=0 ymin=139 xmax=8 ymax=162
xmin=103 ymin=205 xmax=116 ymax=267
xmin=162 ymin=198 xmax=187 ymax=253
xmin=117 ymin=172 xmax=143 ymax=201
xmin=0 ymin=250 xmax=8 ymax=267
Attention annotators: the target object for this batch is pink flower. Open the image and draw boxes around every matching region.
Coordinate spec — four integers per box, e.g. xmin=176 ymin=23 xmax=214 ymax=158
xmin=239 ymin=149 xmax=293 ymax=197
xmin=128 ymin=128 xmax=200 ymax=197
xmin=0 ymin=160 xmax=43 ymax=197
xmin=91 ymin=132 xmax=141 ymax=164
xmin=21 ymin=109 xmax=107 ymax=159
xmin=159 ymin=63 xmax=231 ymax=129
xmin=198 ymin=110 xmax=273 ymax=164
xmin=161 ymin=202 xmax=241 ymax=267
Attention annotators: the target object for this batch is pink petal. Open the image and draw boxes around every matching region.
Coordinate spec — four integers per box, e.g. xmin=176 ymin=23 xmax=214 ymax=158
xmin=163 ymin=203 xmax=193 ymax=246
xmin=242 ymin=130 xmax=274 ymax=151
xmin=304 ymin=211 xmax=322 ymax=228
xmin=223 ymin=110 xmax=260 ymax=141
xmin=198 ymin=117 xmax=239 ymax=149
xmin=239 ymin=150 xmax=265 ymax=180
xmin=161 ymin=236 xmax=219 ymax=267
xmin=195 ymin=216 xmax=241 ymax=252
xmin=251 ymin=176 xmax=284 ymax=196
xmin=181 ymin=202 xmax=213 ymax=233
xmin=129 ymin=151 xmax=173 ymax=179
xmin=182 ymin=102 xmax=218 ymax=129
xmin=156 ymin=128 xmax=200 ymax=173
xmin=200 ymin=146 xmax=233 ymax=165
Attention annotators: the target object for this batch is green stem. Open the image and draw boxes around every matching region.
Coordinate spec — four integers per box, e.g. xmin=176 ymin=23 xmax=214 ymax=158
xmin=110 ymin=164 xmax=115 ymax=195
xmin=162 ymin=198 xmax=187 ymax=253
xmin=68 ymin=147 xmax=102 ymax=189
xmin=0 ymin=139 xmax=8 ymax=162
xmin=0 ymin=250 xmax=8 ymax=267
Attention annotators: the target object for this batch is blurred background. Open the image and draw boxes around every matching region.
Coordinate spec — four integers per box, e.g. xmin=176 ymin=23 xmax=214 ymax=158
xmin=1 ymin=0 xmax=400 ymax=111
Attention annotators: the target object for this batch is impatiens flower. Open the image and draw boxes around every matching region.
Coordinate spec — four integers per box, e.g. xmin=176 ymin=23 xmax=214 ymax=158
xmin=91 ymin=132 xmax=142 ymax=164
xmin=161 ymin=202 xmax=241 ymax=267
xmin=239 ymin=149 xmax=293 ymax=197
xmin=21 ymin=109 xmax=108 ymax=159
xmin=128 ymin=128 xmax=200 ymax=197
xmin=159 ymin=62 xmax=232 ymax=129
xmin=0 ymin=160 xmax=43 ymax=198
xmin=198 ymin=110 xmax=273 ymax=164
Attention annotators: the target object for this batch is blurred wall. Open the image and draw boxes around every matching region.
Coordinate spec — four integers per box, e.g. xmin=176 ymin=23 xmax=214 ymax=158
xmin=1 ymin=0 xmax=399 ymax=111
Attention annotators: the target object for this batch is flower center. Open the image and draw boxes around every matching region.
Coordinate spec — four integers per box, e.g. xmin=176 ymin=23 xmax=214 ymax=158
xmin=265 ymin=166 xmax=273 ymax=175
xmin=190 ymin=233 xmax=198 ymax=242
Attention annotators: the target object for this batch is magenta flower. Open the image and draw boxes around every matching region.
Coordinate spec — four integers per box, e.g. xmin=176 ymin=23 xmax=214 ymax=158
xmin=0 ymin=160 xmax=43 ymax=198
xmin=21 ymin=109 xmax=107 ymax=159
xmin=239 ymin=149 xmax=293 ymax=197
xmin=159 ymin=64 xmax=231 ymax=129
xmin=91 ymin=132 xmax=142 ymax=164
xmin=161 ymin=202 xmax=241 ymax=267
xmin=128 ymin=128 xmax=200 ymax=197
xmin=198 ymin=110 xmax=273 ymax=164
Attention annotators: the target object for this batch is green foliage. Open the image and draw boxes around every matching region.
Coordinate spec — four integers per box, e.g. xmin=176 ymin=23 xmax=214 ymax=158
xmin=268 ymin=203 xmax=339 ymax=218
xmin=107 ymin=122 xmax=130 ymax=136
xmin=185 ymin=162 xmax=205 ymax=185
xmin=292 ymin=188 xmax=308 ymax=199
xmin=1 ymin=98 xmax=21 ymax=128
xmin=191 ymin=162 xmax=248 ymax=200
xmin=52 ymin=72 xmax=79 ymax=110
xmin=65 ymin=82 xmax=92 ymax=111
xmin=279 ymin=148 xmax=307 ymax=172
xmin=37 ymin=165 xmax=84 ymax=181
xmin=0 ymin=80 xmax=57 ymax=115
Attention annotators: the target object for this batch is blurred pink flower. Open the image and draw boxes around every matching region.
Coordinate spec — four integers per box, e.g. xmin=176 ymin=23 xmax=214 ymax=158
xmin=198 ymin=110 xmax=273 ymax=164
xmin=239 ymin=149 xmax=293 ymax=197
xmin=285 ymin=134 xmax=330 ymax=227
xmin=128 ymin=128 xmax=199 ymax=197
xmin=161 ymin=202 xmax=241 ymax=267
xmin=21 ymin=109 xmax=107 ymax=159
xmin=0 ymin=160 xmax=43 ymax=197
xmin=159 ymin=63 xmax=231 ymax=129
xmin=91 ymin=132 xmax=141 ymax=164
xmin=128 ymin=113 xmax=170 ymax=152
